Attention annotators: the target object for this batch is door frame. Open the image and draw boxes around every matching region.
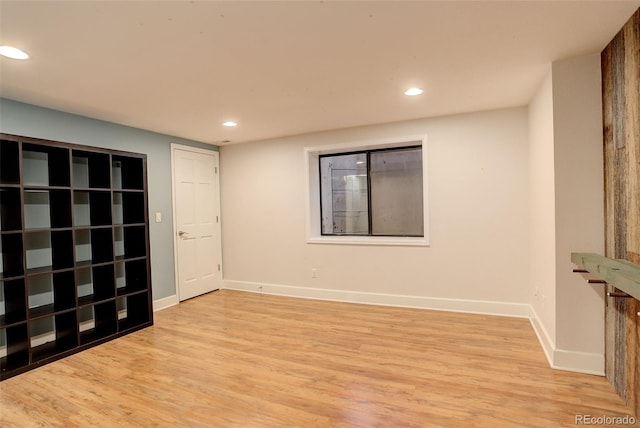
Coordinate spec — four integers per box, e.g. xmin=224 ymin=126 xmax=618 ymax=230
xmin=170 ymin=143 xmax=223 ymax=302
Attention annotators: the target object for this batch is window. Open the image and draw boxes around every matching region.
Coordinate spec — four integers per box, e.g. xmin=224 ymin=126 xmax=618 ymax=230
xmin=320 ymin=146 xmax=423 ymax=236
xmin=306 ymin=135 xmax=428 ymax=246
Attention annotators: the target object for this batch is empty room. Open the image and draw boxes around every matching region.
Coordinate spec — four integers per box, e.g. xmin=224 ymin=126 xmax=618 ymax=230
xmin=1 ymin=1 xmax=640 ymax=427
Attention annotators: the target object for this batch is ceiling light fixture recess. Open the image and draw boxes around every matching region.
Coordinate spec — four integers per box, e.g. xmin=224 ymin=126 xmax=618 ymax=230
xmin=0 ymin=46 xmax=29 ymax=60
xmin=404 ymin=87 xmax=423 ymax=96
xmin=222 ymin=121 xmax=238 ymax=127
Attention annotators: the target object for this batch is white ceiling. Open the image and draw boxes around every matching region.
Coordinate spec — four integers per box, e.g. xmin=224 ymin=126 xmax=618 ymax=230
xmin=1 ymin=1 xmax=638 ymax=145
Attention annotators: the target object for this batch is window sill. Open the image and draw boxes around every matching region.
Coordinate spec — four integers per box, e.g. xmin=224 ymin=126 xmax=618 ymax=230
xmin=307 ymin=235 xmax=429 ymax=247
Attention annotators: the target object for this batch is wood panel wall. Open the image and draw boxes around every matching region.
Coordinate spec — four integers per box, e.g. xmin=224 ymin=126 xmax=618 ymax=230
xmin=602 ymin=8 xmax=640 ymax=417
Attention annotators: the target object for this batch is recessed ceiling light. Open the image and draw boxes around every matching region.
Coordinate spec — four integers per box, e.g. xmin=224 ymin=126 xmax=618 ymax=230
xmin=0 ymin=46 xmax=29 ymax=60
xmin=222 ymin=121 xmax=238 ymax=127
xmin=404 ymin=87 xmax=423 ymax=96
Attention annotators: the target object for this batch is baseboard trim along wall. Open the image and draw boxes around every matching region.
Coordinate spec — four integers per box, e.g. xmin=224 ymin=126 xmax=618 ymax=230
xmin=153 ymin=294 xmax=179 ymax=312
xmin=529 ymin=306 xmax=605 ymax=376
xmin=223 ymin=280 xmax=530 ymax=318
xmin=528 ymin=306 xmax=555 ymax=367
xmin=552 ymin=349 xmax=605 ymax=376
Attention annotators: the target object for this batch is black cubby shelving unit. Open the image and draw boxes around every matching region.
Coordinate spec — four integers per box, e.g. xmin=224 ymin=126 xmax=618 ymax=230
xmin=0 ymin=133 xmax=153 ymax=380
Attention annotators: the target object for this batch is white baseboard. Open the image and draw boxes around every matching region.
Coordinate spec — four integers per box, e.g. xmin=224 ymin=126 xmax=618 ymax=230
xmin=552 ymin=349 xmax=604 ymax=376
xmin=528 ymin=305 xmax=555 ymax=367
xmin=529 ymin=305 xmax=604 ymax=376
xmin=153 ymin=294 xmax=179 ymax=312
xmin=222 ymin=280 xmax=530 ymax=318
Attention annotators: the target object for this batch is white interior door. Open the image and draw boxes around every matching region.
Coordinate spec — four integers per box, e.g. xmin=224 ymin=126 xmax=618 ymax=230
xmin=172 ymin=146 xmax=221 ymax=301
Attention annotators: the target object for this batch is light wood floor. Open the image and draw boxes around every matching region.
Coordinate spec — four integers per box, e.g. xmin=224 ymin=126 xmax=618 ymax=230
xmin=1 ymin=290 xmax=635 ymax=427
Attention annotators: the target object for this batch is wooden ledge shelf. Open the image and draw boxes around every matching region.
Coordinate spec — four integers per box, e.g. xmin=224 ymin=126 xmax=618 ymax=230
xmin=571 ymin=252 xmax=640 ymax=301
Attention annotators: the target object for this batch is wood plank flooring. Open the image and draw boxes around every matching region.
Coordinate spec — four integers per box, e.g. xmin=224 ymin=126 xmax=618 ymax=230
xmin=0 ymin=290 xmax=635 ymax=427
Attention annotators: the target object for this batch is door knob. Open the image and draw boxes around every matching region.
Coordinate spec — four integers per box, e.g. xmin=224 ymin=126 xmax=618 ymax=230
xmin=178 ymin=231 xmax=188 ymax=238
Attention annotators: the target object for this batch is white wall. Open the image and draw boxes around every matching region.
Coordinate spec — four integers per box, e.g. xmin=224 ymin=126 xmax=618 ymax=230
xmin=527 ymin=54 xmax=606 ymax=374
xmin=552 ymin=54 xmax=605 ymax=362
xmin=221 ymin=107 xmax=530 ymax=314
xmin=528 ymin=68 xmax=558 ymax=355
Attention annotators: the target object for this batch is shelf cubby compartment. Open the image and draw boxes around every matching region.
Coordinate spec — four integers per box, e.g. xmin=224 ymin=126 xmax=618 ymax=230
xmin=73 ymin=191 xmax=112 ymax=227
xmin=116 ymin=296 xmax=126 ymax=321
xmin=22 ymin=143 xmax=70 ymax=187
xmin=114 ymin=226 xmax=147 ymax=260
xmin=24 ymin=189 xmax=72 ymax=230
xmin=0 ymin=324 xmax=29 ymax=376
xmin=74 ymin=228 xmax=114 ymax=266
xmin=117 ymin=292 xmax=149 ymax=332
xmin=0 ymin=139 xmax=20 ymax=185
xmin=30 ymin=311 xmax=78 ymax=362
xmin=0 ymin=278 xmax=27 ymax=327
xmin=77 ymin=264 xmax=115 ymax=306
xmin=25 ymin=230 xmax=74 ymax=273
xmin=116 ymin=258 xmax=148 ymax=295
xmin=112 ymin=156 xmax=144 ymax=190
xmin=72 ymin=150 xmax=110 ymax=189
xmin=0 ymin=188 xmax=22 ymax=231
xmin=27 ymin=271 xmax=76 ymax=318
xmin=78 ymin=300 xmax=117 ymax=345
xmin=113 ymin=192 xmax=145 ymax=225
xmin=0 ymin=233 xmax=24 ymax=279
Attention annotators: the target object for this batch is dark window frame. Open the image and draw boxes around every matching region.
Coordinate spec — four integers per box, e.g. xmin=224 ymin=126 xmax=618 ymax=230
xmin=319 ymin=145 xmax=423 ymax=238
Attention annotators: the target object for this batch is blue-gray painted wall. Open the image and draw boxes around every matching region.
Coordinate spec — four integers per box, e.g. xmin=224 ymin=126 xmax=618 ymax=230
xmin=0 ymin=98 xmax=218 ymax=301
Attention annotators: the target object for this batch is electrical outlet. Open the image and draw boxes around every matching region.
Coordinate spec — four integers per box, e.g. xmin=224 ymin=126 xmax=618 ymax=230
xmin=311 ymin=268 xmax=317 ymax=278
